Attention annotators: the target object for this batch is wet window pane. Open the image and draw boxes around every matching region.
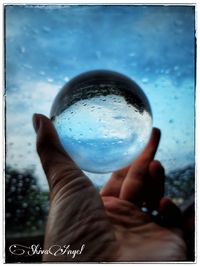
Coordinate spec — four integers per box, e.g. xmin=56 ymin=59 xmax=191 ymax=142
xmin=5 ymin=5 xmax=195 ymax=262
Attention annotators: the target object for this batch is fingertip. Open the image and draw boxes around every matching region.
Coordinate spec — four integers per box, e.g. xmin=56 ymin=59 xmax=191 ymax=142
xmin=33 ymin=113 xmax=66 ymax=163
xmin=152 ymin=127 xmax=161 ymax=135
xmin=32 ymin=113 xmax=41 ymax=133
xmin=149 ymin=160 xmax=165 ymax=176
xmin=146 ymin=160 xmax=165 ymax=210
xmin=159 ymin=197 xmax=182 ymax=227
xmin=139 ymin=127 xmax=161 ymax=162
xmin=152 ymin=127 xmax=161 ymax=142
xmin=159 ymin=197 xmax=173 ymax=208
xmin=32 ymin=113 xmax=51 ymax=132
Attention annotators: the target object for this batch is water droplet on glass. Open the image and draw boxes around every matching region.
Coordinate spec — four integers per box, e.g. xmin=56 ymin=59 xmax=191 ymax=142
xmin=174 ymin=65 xmax=179 ymax=71
xmin=47 ymin=78 xmax=54 ymax=83
xmin=22 ymin=202 xmax=28 ymax=208
xmin=50 ymin=70 xmax=152 ymax=175
xmin=39 ymin=71 xmax=46 ymax=76
xmin=6 ymin=213 xmax=11 ymax=218
xmin=142 ymin=78 xmax=149 ymax=84
xmin=64 ymin=76 xmax=70 ymax=82
xmin=11 ymin=186 xmax=16 ymax=192
xmin=43 ymin=26 xmax=51 ymax=32
xmin=23 ymin=64 xmax=32 ymax=69
xmin=129 ymin=52 xmax=136 ymax=57
xmin=20 ymin=46 xmax=26 ymax=54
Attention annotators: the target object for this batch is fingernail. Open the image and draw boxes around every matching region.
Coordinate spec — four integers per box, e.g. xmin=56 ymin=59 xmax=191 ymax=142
xmin=33 ymin=114 xmax=41 ymax=133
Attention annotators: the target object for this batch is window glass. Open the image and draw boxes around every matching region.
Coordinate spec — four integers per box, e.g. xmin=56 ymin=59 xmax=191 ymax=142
xmin=5 ymin=5 xmax=195 ymax=240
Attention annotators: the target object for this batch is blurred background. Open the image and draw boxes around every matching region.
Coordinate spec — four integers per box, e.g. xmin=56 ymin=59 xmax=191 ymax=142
xmin=5 ymin=5 xmax=195 ymax=262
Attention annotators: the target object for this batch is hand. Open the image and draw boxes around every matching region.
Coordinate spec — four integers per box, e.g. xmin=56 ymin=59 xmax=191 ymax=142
xmin=33 ymin=114 xmax=187 ymax=262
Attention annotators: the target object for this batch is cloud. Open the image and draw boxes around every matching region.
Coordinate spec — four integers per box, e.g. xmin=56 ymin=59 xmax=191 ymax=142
xmin=54 ymin=95 xmax=152 ymax=140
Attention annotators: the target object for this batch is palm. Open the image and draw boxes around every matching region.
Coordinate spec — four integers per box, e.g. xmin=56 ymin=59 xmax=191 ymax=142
xmin=102 ymin=196 xmax=186 ymax=261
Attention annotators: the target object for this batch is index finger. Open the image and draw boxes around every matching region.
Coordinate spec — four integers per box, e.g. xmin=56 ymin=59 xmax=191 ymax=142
xmin=119 ymin=127 xmax=161 ymax=203
xmin=129 ymin=127 xmax=161 ymax=171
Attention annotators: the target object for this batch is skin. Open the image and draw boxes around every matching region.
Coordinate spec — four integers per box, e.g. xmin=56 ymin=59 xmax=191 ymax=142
xmin=32 ymin=114 xmax=187 ymax=262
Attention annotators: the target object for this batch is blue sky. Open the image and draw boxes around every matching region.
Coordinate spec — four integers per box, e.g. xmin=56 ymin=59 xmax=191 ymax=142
xmin=5 ymin=5 xmax=195 ymax=188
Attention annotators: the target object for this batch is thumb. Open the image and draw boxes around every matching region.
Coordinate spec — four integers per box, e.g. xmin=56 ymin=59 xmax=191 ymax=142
xmin=32 ymin=113 xmax=87 ymax=191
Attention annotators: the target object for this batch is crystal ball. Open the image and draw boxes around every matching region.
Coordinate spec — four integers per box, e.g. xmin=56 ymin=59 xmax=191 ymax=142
xmin=50 ymin=70 xmax=152 ymax=173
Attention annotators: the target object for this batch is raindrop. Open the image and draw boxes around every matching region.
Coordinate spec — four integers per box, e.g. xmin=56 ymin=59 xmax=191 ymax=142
xmin=64 ymin=76 xmax=70 ymax=82
xmin=6 ymin=174 xmax=11 ymax=179
xmin=129 ymin=52 xmax=136 ymax=57
xmin=6 ymin=213 xmax=11 ymax=218
xmin=18 ymin=182 xmax=23 ymax=187
xmin=31 ymin=185 xmax=37 ymax=190
xmin=165 ymin=69 xmax=170 ymax=74
xmin=151 ymin=210 xmax=159 ymax=216
xmin=160 ymin=69 xmax=164 ymax=74
xmin=174 ymin=20 xmax=183 ymax=26
xmin=42 ymin=26 xmax=51 ymax=32
xmin=142 ymin=78 xmax=149 ymax=84
xmin=32 ymin=28 xmax=39 ymax=35
xmin=31 ymin=226 xmax=37 ymax=231
xmin=23 ymin=64 xmax=32 ymax=69
xmin=174 ymin=66 xmax=179 ymax=71
xmin=47 ymin=78 xmax=54 ymax=83
xmin=11 ymin=186 xmax=16 ymax=192
xmin=22 ymin=202 xmax=28 ymax=208
xmin=20 ymin=46 xmax=26 ymax=54
xmin=39 ymin=71 xmax=45 ymax=76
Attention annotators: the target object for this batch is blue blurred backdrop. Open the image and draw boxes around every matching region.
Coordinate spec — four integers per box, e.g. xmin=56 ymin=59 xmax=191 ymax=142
xmin=5 ymin=5 xmax=195 ymax=190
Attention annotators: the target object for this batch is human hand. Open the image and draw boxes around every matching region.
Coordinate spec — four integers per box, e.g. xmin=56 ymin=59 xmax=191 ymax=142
xmin=33 ymin=114 xmax=186 ymax=262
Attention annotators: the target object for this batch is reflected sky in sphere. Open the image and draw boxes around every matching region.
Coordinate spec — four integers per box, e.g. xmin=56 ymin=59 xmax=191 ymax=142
xmin=53 ymin=93 xmax=152 ymax=173
xmin=51 ymin=70 xmax=152 ymax=174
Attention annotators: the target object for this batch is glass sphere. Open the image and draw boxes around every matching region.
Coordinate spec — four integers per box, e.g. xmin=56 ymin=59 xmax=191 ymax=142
xmin=50 ymin=70 xmax=152 ymax=173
